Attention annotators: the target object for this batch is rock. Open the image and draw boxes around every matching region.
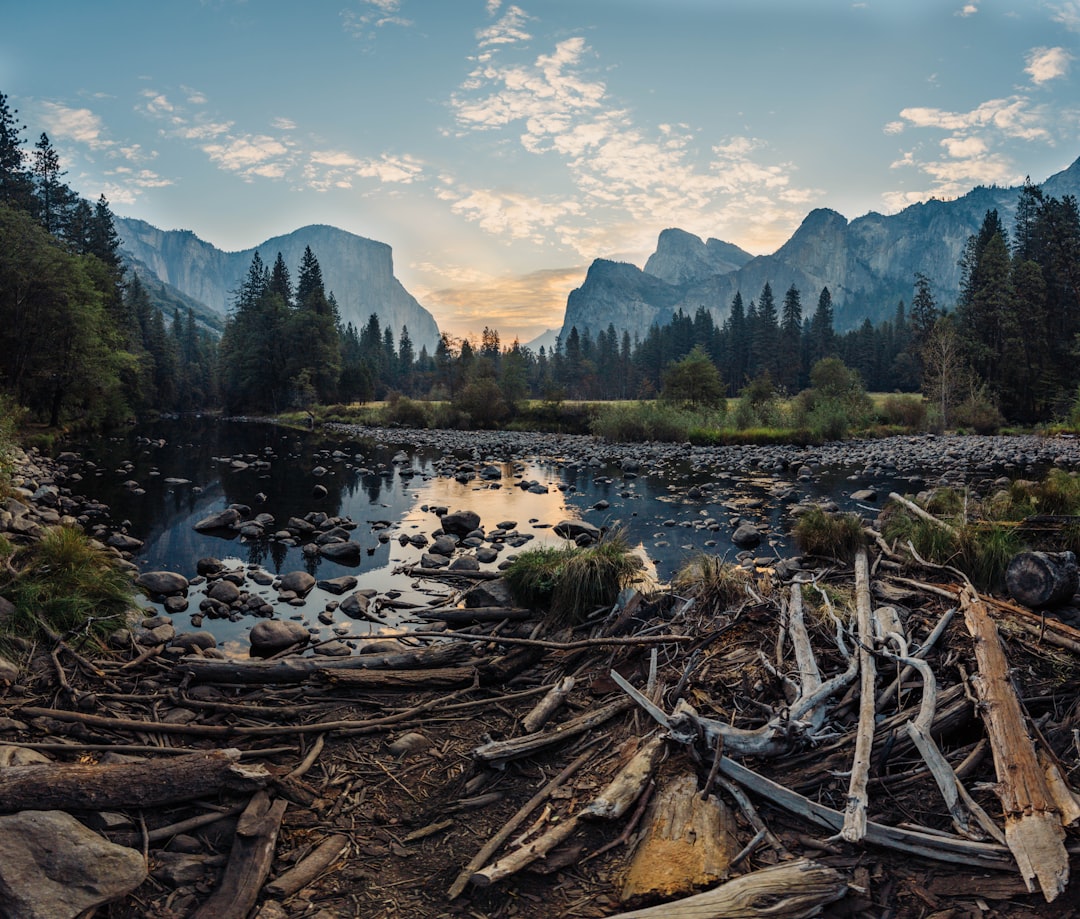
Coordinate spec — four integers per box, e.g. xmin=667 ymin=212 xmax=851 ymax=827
xmin=431 ymin=535 xmax=458 ymax=556
xmin=318 ymin=575 xmax=358 ymax=595
xmin=278 ymin=571 xmax=315 ymax=596
xmin=440 ymin=509 xmax=481 ymax=537
xmin=387 ymin=731 xmax=432 ymax=757
xmin=0 ymin=745 xmax=49 ymax=766
xmin=168 ymin=631 xmax=218 ymax=653
xmin=0 ymin=810 xmax=147 ymax=919
xmin=319 ymin=542 xmax=362 ymax=565
xmin=163 ymin=595 xmax=189 ymax=614
xmin=105 ymin=533 xmax=143 ymax=552
xmin=0 ymin=653 xmax=19 ymax=683
xmin=134 ymin=571 xmax=189 ymax=597
xmin=193 ymin=507 xmax=241 ymax=531
xmin=554 ymin=519 xmax=602 ymax=542
xmin=340 ymin=592 xmax=372 ymax=619
xmin=249 ymin=620 xmax=310 ymax=657
xmin=313 ymin=640 xmax=352 ymax=656
xmin=450 ymin=555 xmax=480 ymax=571
xmin=206 ymin=580 xmax=241 ymax=604
xmin=850 ymin=489 xmax=878 ymax=502
xmin=196 ymin=557 xmax=225 ymax=576
xmin=312 ymin=484 xmax=328 ymax=499
xmin=464 ymin=579 xmax=515 ymax=608
xmin=731 ymin=524 xmax=761 ymax=549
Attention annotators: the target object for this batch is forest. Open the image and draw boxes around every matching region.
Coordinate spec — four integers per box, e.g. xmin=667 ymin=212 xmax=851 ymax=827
xmin=2 ymin=89 xmax=1080 ymax=435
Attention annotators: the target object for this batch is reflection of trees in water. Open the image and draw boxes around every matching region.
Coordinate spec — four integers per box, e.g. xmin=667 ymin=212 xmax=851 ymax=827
xmin=268 ymin=541 xmax=288 ymax=574
xmin=245 ymin=539 xmax=267 ymax=569
xmin=304 ymin=552 xmax=321 ymax=577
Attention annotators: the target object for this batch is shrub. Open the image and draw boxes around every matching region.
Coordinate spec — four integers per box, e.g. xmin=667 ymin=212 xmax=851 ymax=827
xmin=380 ymin=395 xmax=432 ymax=429
xmin=952 ymin=391 xmax=1004 ymax=434
xmin=672 ymin=554 xmax=751 ymax=615
xmin=792 ymin=507 xmax=866 ymax=561
xmin=454 ymin=378 xmax=510 ymax=428
xmin=880 ymin=394 xmax=928 ymax=430
xmin=0 ymin=394 xmax=24 ymax=495
xmin=3 ymin=526 xmax=136 ymax=649
xmin=503 ymin=532 xmax=646 ymax=625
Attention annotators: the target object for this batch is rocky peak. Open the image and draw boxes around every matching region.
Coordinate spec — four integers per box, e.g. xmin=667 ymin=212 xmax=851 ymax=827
xmin=644 ymin=228 xmax=752 ymax=285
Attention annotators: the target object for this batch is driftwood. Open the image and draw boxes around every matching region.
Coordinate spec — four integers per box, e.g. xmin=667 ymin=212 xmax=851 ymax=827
xmin=842 ymin=547 xmax=877 ymax=843
xmin=264 ymin=833 xmax=350 ymax=899
xmin=888 ymin=491 xmax=960 ymax=537
xmin=621 ymin=772 xmax=737 ymax=900
xmin=522 ymin=676 xmax=575 ymax=733
xmin=961 ymin=586 xmax=1073 ymax=901
xmin=179 ymin=642 xmax=469 ymax=685
xmin=473 ymin=697 xmax=634 ymax=766
xmin=414 ymin=606 xmax=535 ymax=623
xmin=315 ymin=666 xmax=482 ymax=690
xmin=0 ymin=747 xmax=269 ymax=813
xmin=607 ymin=859 xmax=847 ymax=919
xmin=1005 ymin=550 xmax=1079 ymax=609
xmin=471 ymin=735 xmax=664 ymax=887
xmin=192 ymin=790 xmax=288 ymax=919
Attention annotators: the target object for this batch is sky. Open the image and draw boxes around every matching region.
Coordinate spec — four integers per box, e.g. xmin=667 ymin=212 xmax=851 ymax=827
xmin=3 ymin=1 xmax=1079 ymax=344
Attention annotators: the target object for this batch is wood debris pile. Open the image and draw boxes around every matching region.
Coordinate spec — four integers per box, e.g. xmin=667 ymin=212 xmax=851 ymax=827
xmin=3 ymin=540 xmax=1080 ymax=919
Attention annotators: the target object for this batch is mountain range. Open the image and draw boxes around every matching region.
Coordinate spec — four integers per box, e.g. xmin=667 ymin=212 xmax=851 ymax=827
xmin=115 ymin=219 xmax=441 ymax=352
xmin=560 ymin=156 xmax=1080 ymax=343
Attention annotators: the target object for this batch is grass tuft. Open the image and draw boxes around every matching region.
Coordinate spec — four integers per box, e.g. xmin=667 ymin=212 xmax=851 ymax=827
xmin=672 ymin=554 xmax=752 ymax=616
xmin=792 ymin=507 xmax=866 ymax=561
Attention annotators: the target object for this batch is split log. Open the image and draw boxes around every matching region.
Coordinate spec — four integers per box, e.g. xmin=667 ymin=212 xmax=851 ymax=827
xmin=1005 ymin=550 xmax=1078 ymax=609
xmin=264 ymin=833 xmax=349 ymax=899
xmin=621 ymin=773 xmax=737 ymax=901
xmin=785 ymin=583 xmax=823 ymax=731
xmin=842 ymin=547 xmax=877 ymax=843
xmin=0 ymin=748 xmax=269 ymax=813
xmin=192 ymin=790 xmax=287 ymax=919
xmin=607 ymin=859 xmax=847 ymax=919
xmin=522 ymin=677 xmax=575 ymax=733
xmin=961 ymin=586 xmax=1072 ymax=901
xmin=888 ymin=492 xmax=960 ymax=537
xmin=179 ymin=642 xmax=469 ymax=685
xmin=314 ymin=666 xmax=481 ymax=690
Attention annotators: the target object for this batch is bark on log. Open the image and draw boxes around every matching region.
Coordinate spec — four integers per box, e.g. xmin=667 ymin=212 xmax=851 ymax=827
xmin=264 ymin=833 xmax=349 ymax=899
xmin=1005 ymin=551 xmax=1078 ymax=609
xmin=842 ymin=547 xmax=876 ymax=843
xmin=179 ymin=642 xmax=469 ymax=685
xmin=414 ymin=606 xmax=535 ymax=624
xmin=621 ymin=773 xmax=737 ymax=901
xmin=607 ymin=859 xmax=847 ymax=919
xmin=0 ymin=748 xmax=270 ymax=813
xmin=961 ymin=586 xmax=1071 ymax=901
xmin=192 ymin=790 xmax=287 ymax=919
xmin=522 ymin=676 xmax=575 ymax=733
xmin=314 ymin=666 xmax=482 ymax=690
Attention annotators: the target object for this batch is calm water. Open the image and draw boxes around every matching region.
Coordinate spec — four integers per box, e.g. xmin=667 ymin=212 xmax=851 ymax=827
xmin=73 ymin=418 xmax=899 ymax=655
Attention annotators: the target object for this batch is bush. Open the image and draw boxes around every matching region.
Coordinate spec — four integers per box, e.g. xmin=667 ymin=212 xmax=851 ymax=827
xmin=454 ymin=378 xmax=510 ymax=428
xmin=503 ymin=532 xmax=646 ymax=625
xmin=880 ymin=394 xmax=928 ymax=430
xmin=672 ymin=554 xmax=751 ymax=615
xmin=380 ymin=395 xmax=432 ymax=428
xmin=792 ymin=507 xmax=866 ymax=561
xmin=0 ymin=393 xmax=22 ymax=495
xmin=952 ymin=391 xmax=1004 ymax=434
xmin=3 ymin=526 xmax=136 ymax=649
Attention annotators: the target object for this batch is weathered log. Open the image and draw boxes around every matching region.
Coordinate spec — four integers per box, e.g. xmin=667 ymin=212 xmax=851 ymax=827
xmin=179 ymin=642 xmax=469 ymax=684
xmin=522 ymin=676 xmax=575 ymax=733
xmin=888 ymin=492 xmax=960 ymax=537
xmin=621 ymin=772 xmax=737 ymax=901
xmin=1005 ymin=550 xmax=1078 ymax=609
xmin=414 ymin=606 xmax=535 ymax=624
xmin=264 ymin=833 xmax=349 ymax=899
xmin=842 ymin=547 xmax=877 ymax=843
xmin=192 ymin=790 xmax=287 ymax=919
xmin=961 ymin=586 xmax=1071 ymax=901
xmin=314 ymin=666 xmax=481 ymax=690
xmin=0 ymin=748 xmax=270 ymax=813
xmin=607 ymin=859 xmax=847 ymax=919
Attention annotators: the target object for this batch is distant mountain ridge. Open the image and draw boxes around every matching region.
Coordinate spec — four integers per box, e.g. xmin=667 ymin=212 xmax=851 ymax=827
xmin=114 ymin=219 xmax=440 ymax=351
xmin=561 ymin=156 xmax=1080 ymax=342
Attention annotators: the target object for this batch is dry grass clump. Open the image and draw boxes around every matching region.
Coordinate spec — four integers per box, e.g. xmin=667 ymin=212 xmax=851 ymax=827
xmin=672 ymin=554 xmax=752 ymax=616
xmin=792 ymin=506 xmax=866 ymax=562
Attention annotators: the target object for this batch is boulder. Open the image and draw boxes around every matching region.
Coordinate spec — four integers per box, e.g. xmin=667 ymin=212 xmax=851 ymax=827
xmin=464 ymin=579 xmax=515 ymax=609
xmin=249 ymin=620 xmax=310 ymax=657
xmin=0 ymin=810 xmax=147 ymax=919
xmin=135 ymin=571 xmax=189 ymax=597
xmin=340 ymin=592 xmax=371 ymax=619
xmin=193 ymin=508 xmax=241 ymax=532
xmin=440 ymin=509 xmax=481 ymax=537
xmin=319 ymin=542 xmax=362 ymax=565
xmin=731 ymin=524 xmax=762 ymax=549
xmin=206 ymin=580 xmax=241 ymax=604
xmin=317 ymin=575 xmax=359 ymax=595
xmin=278 ymin=571 xmax=315 ymax=596
xmin=554 ymin=519 xmax=602 ymax=542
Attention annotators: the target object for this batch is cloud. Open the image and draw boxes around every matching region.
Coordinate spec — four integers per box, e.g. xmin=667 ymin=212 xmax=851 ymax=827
xmin=341 ymin=0 xmax=413 ymax=41
xmin=437 ymin=185 xmax=582 ymax=241
xmin=477 ymin=5 xmax=532 ymax=48
xmin=449 ymin=26 xmax=819 ymax=257
xmin=956 ymin=3 xmax=978 ymax=16
xmin=1052 ymin=1 xmax=1080 ymax=32
xmin=1025 ymin=46 xmax=1072 ymax=84
xmin=896 ymin=96 xmax=1049 ymax=141
xmin=37 ymin=102 xmax=112 ymax=150
xmin=201 ymin=134 xmax=293 ymax=179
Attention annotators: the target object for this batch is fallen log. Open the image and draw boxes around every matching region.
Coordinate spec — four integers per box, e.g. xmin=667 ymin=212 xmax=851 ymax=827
xmin=192 ymin=790 xmax=287 ymax=919
xmin=178 ymin=642 xmax=469 ymax=685
xmin=1005 ymin=550 xmax=1078 ymax=609
xmin=961 ymin=586 xmax=1072 ymax=901
xmin=0 ymin=748 xmax=270 ymax=813
xmin=842 ymin=547 xmax=877 ymax=843
xmin=607 ymin=859 xmax=847 ymax=919
xmin=414 ymin=606 xmax=535 ymax=624
xmin=264 ymin=833 xmax=349 ymax=899
xmin=621 ymin=772 xmax=737 ymax=901
xmin=522 ymin=676 xmax=575 ymax=733
xmin=314 ymin=666 xmax=482 ymax=690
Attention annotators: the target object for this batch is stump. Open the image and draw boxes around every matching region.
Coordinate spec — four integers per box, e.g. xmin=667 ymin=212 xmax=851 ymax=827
xmin=1005 ymin=551 xmax=1078 ymax=609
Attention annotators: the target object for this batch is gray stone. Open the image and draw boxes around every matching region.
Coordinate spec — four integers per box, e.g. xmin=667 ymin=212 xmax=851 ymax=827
xmin=463 ymin=578 xmax=514 ymax=608
xmin=249 ymin=620 xmax=310 ymax=656
xmin=313 ymin=640 xmax=351 ymax=657
xmin=319 ymin=541 xmax=362 ymax=565
xmin=106 ymin=532 xmax=143 ymax=552
xmin=850 ymin=488 xmax=878 ymax=502
xmin=318 ymin=575 xmax=358 ymax=595
xmin=207 ymin=580 xmax=241 ymax=604
xmin=553 ymin=519 xmax=601 ymax=542
xmin=135 ymin=571 xmax=189 ymax=596
xmin=420 ymin=552 xmax=449 ymax=569
xmin=168 ymin=631 xmax=217 ymax=653
xmin=440 ymin=509 xmax=481 ymax=537
xmin=193 ymin=508 xmax=241 ymax=531
xmin=278 ymin=571 xmax=315 ymax=596
xmin=340 ymin=592 xmax=371 ymax=619
xmin=449 ymin=555 xmax=480 ymax=571
xmin=0 ymin=810 xmax=147 ymax=919
xmin=731 ymin=524 xmax=762 ymax=549
xmin=431 ymin=535 xmax=458 ymax=556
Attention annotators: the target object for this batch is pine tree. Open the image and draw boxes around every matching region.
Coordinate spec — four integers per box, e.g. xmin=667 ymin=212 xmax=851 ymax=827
xmin=0 ymin=93 xmax=32 ymax=210
xmin=778 ymin=284 xmax=803 ymax=392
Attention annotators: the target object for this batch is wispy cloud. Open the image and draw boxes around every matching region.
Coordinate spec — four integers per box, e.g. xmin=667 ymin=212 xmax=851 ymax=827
xmin=341 ymin=0 xmax=413 ymax=43
xmin=1025 ymin=46 xmax=1072 ymax=84
xmin=38 ymin=101 xmax=112 ymax=149
xmin=1051 ymin=1 xmax=1080 ymax=32
xmin=448 ymin=22 xmax=818 ymax=256
xmin=956 ymin=3 xmax=979 ymax=17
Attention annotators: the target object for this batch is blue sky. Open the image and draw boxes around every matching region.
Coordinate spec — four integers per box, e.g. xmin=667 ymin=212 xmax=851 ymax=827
xmin=3 ymin=0 xmax=1078 ymax=342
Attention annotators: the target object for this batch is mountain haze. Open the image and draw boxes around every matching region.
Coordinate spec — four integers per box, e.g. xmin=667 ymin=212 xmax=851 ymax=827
xmin=561 ymin=156 xmax=1080 ymax=342
xmin=115 ymin=219 xmax=441 ymax=351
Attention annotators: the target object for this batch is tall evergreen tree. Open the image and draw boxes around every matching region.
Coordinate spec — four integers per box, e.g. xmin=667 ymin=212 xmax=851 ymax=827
xmin=778 ymin=284 xmax=803 ymax=392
